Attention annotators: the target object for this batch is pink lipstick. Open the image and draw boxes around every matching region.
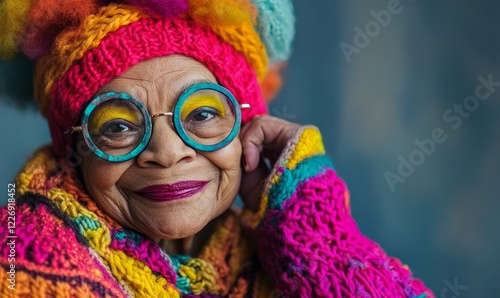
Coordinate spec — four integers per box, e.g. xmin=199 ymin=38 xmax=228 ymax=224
xmin=136 ymin=181 xmax=208 ymax=202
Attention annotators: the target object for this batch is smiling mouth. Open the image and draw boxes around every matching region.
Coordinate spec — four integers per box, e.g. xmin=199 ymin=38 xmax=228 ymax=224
xmin=135 ymin=180 xmax=209 ymax=202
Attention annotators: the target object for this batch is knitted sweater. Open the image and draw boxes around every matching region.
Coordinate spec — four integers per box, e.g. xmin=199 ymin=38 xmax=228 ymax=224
xmin=0 ymin=127 xmax=433 ymax=297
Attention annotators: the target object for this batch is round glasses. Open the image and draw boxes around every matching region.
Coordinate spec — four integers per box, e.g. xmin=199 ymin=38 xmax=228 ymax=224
xmin=66 ymin=83 xmax=250 ymax=162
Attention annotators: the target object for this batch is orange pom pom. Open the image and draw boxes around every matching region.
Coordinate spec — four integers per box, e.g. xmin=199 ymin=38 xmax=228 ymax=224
xmin=261 ymin=62 xmax=287 ymax=102
xmin=188 ymin=0 xmax=256 ymax=28
xmin=20 ymin=0 xmax=99 ymax=59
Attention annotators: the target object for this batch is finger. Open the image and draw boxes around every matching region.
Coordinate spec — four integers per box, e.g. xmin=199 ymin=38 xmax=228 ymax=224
xmin=240 ymin=116 xmax=299 ymax=172
xmin=240 ymin=117 xmax=267 ymax=172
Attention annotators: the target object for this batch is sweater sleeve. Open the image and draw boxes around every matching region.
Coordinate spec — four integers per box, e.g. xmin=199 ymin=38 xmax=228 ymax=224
xmin=241 ymin=126 xmax=434 ymax=298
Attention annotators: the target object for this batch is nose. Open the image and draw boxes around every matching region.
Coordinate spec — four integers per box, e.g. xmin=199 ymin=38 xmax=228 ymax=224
xmin=136 ymin=117 xmax=197 ymax=168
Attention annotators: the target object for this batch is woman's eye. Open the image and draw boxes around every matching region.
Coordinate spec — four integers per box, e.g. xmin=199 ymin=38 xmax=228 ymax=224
xmin=101 ymin=119 xmax=137 ymax=134
xmin=187 ymin=107 xmax=219 ymax=122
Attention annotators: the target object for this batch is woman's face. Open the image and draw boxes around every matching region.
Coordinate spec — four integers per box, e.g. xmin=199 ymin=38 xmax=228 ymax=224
xmin=79 ymin=55 xmax=242 ymax=239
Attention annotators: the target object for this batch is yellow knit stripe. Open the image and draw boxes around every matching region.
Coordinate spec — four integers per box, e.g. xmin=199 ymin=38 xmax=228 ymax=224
xmin=16 ymin=147 xmax=57 ymax=196
xmin=46 ymin=189 xmax=103 ymax=221
xmin=179 ymin=259 xmax=218 ymax=295
xmin=34 ymin=4 xmax=149 ymax=117
xmin=105 ymin=250 xmax=179 ymax=297
xmin=285 ymin=127 xmax=325 ymax=170
xmin=43 ymin=189 xmax=179 ymax=297
xmin=210 ymin=21 xmax=268 ymax=81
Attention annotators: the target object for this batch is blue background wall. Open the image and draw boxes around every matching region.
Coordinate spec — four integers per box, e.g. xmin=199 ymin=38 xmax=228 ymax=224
xmin=1 ymin=1 xmax=498 ymax=297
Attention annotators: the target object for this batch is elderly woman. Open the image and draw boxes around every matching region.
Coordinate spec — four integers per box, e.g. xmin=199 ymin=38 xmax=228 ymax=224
xmin=0 ymin=1 xmax=433 ymax=297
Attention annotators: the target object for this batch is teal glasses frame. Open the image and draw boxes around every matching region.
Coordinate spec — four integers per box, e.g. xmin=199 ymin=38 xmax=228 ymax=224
xmin=65 ymin=83 xmax=250 ymax=162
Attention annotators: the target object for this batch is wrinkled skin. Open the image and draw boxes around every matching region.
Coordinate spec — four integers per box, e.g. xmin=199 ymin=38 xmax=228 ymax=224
xmin=79 ymin=55 xmax=300 ymax=253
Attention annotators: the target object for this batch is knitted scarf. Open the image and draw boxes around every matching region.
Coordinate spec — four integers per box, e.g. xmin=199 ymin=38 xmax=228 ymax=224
xmin=1 ymin=127 xmax=434 ymax=297
xmin=0 ymin=146 xmax=262 ymax=297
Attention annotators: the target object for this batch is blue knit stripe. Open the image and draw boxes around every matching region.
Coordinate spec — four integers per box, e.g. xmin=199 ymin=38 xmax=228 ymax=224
xmin=169 ymin=255 xmax=193 ymax=294
xmin=268 ymin=154 xmax=334 ymax=210
xmin=74 ymin=215 xmax=101 ymax=234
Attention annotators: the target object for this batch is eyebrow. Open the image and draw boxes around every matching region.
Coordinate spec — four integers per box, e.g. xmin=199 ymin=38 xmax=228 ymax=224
xmin=177 ymin=78 xmax=215 ymax=96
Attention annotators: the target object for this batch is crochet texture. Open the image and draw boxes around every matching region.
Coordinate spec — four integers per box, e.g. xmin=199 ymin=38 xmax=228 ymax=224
xmin=0 ymin=127 xmax=433 ymax=297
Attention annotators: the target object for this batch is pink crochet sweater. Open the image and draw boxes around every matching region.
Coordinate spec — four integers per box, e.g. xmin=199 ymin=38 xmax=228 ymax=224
xmin=0 ymin=126 xmax=433 ymax=297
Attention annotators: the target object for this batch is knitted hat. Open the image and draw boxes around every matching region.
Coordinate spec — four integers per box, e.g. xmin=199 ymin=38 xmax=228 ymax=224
xmin=0 ymin=0 xmax=295 ymax=157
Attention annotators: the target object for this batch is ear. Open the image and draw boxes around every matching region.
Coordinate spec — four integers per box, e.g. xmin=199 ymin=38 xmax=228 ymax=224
xmin=260 ymin=61 xmax=288 ymax=103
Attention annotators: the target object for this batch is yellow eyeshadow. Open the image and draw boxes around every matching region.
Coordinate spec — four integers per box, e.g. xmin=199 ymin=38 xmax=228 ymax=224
xmin=89 ymin=105 xmax=141 ymax=134
xmin=181 ymin=93 xmax=226 ymax=120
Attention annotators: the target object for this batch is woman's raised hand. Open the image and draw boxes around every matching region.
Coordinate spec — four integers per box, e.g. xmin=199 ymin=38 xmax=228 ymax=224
xmin=239 ymin=115 xmax=301 ymax=211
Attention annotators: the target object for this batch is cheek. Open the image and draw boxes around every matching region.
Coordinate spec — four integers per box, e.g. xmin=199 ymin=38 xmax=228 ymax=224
xmin=79 ymin=155 xmax=138 ymax=227
xmin=202 ymin=139 xmax=243 ymax=207
xmin=206 ymin=138 xmax=242 ymax=175
xmin=80 ymin=154 xmax=131 ymax=198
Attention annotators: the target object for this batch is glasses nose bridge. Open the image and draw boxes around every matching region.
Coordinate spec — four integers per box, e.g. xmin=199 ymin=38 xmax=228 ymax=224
xmin=150 ymin=111 xmax=182 ymax=144
xmin=151 ymin=111 xmax=175 ymax=128
xmin=151 ymin=111 xmax=174 ymax=119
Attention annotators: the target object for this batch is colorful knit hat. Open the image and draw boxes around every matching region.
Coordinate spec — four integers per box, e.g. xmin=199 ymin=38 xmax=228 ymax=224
xmin=0 ymin=0 xmax=295 ymax=157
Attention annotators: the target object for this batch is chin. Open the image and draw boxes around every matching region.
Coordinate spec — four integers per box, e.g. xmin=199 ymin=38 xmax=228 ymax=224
xmin=129 ymin=192 xmax=235 ymax=240
xmin=148 ymin=215 xmax=211 ymax=240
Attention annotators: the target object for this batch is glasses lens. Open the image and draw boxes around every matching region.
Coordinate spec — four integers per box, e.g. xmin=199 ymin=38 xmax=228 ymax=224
xmin=87 ymin=98 xmax=146 ymax=157
xmin=179 ymin=89 xmax=236 ymax=147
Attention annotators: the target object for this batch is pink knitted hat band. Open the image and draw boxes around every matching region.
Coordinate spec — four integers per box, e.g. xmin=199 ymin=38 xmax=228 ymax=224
xmin=49 ymin=18 xmax=267 ymax=157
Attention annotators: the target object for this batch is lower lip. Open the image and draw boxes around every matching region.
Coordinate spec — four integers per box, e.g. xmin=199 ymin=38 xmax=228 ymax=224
xmin=136 ymin=181 xmax=208 ymax=202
